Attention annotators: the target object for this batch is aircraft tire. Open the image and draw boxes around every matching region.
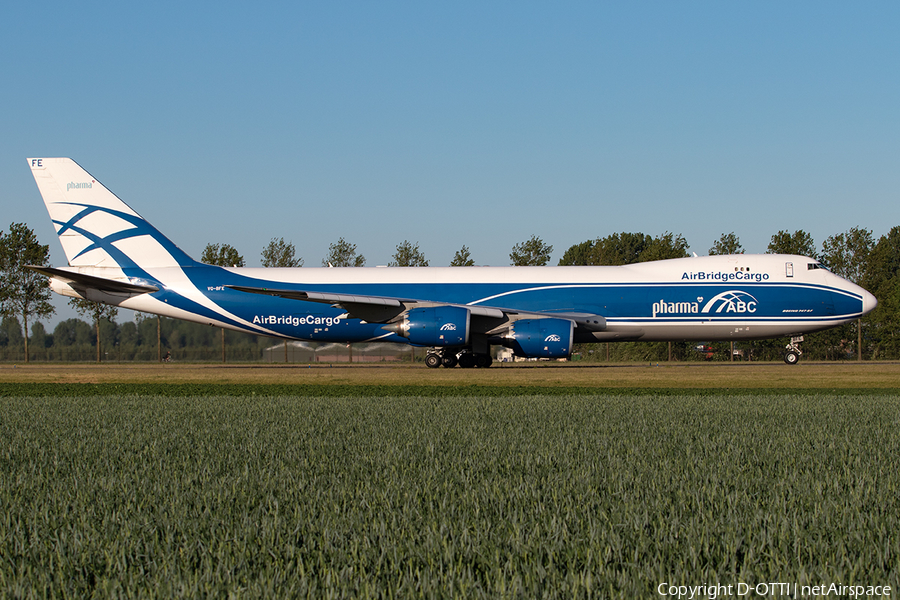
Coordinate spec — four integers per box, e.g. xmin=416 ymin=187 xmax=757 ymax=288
xmin=425 ymin=353 xmax=442 ymax=369
xmin=783 ymin=350 xmax=800 ymax=365
xmin=475 ymin=354 xmax=493 ymax=368
xmin=457 ymin=353 xmax=476 ymax=368
xmin=441 ymin=354 xmax=458 ymax=368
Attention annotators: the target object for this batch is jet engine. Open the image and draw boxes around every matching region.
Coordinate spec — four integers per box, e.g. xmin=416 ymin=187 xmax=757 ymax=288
xmin=382 ymin=306 xmax=470 ymax=346
xmin=501 ymin=318 xmax=574 ymax=358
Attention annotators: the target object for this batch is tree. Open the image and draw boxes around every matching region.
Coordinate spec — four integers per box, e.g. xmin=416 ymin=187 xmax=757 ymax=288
xmin=201 ymin=243 xmax=246 ymax=267
xmin=0 ymin=222 xmax=55 ymax=362
xmin=389 ymin=240 xmax=428 ymax=267
xmin=820 ymin=227 xmax=873 ymax=283
xmin=861 ymin=226 xmax=900 ymax=359
xmin=260 ymin=237 xmax=303 ymax=361
xmin=322 ymin=238 xmax=365 ymax=267
xmin=510 ymin=235 xmax=553 ymax=266
xmin=69 ymin=297 xmax=118 ymax=363
xmin=450 ymin=245 xmax=475 ymax=267
xmin=864 ymin=226 xmax=900 ymax=291
xmin=30 ymin=322 xmax=49 ymax=352
xmin=558 ymin=240 xmax=596 ymax=266
xmin=118 ymin=321 xmax=138 ymax=349
xmin=1 ymin=316 xmax=24 ymax=349
xmin=709 ymin=232 xmax=744 ymax=256
xmin=767 ymin=230 xmax=817 ymax=258
xmin=593 ymin=232 xmax=652 ymax=265
xmin=813 ymin=228 xmax=874 ymax=361
xmin=201 ymin=242 xmax=245 ymax=362
xmin=559 ymin=232 xmax=690 ymax=266
xmin=52 ymin=318 xmax=93 ymax=347
xmin=640 ymin=232 xmax=690 ymax=262
xmin=261 ymin=237 xmax=303 ymax=268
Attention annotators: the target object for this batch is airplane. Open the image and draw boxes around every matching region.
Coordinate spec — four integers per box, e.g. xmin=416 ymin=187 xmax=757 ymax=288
xmin=26 ymin=157 xmax=877 ymax=367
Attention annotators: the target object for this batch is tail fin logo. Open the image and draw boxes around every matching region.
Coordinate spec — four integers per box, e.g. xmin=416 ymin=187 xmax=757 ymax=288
xmin=52 ymin=203 xmax=184 ymax=269
xmin=30 ymin=158 xmax=196 ymax=270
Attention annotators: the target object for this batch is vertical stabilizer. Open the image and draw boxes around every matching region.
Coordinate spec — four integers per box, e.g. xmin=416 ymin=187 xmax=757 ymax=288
xmin=27 ymin=158 xmax=196 ymax=269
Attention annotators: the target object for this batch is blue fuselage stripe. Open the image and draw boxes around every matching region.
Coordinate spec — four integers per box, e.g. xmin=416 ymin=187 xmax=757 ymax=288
xmin=130 ymin=266 xmax=864 ymax=343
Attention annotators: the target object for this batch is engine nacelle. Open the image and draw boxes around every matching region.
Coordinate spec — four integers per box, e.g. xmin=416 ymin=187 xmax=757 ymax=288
xmin=504 ymin=318 xmax=574 ymax=359
xmin=386 ymin=306 xmax=470 ymax=346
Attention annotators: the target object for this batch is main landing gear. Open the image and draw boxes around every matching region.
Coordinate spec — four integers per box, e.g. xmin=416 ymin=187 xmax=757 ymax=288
xmin=783 ymin=336 xmax=803 ymax=365
xmin=425 ymin=349 xmax=493 ymax=368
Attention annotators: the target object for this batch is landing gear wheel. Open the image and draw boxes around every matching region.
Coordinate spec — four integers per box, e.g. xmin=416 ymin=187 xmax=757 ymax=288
xmin=475 ymin=354 xmax=493 ymax=368
xmin=784 ymin=336 xmax=803 ymax=365
xmin=457 ymin=353 xmax=476 ymax=368
xmin=441 ymin=354 xmax=458 ymax=368
xmin=425 ymin=353 xmax=442 ymax=368
xmin=783 ymin=350 xmax=800 ymax=365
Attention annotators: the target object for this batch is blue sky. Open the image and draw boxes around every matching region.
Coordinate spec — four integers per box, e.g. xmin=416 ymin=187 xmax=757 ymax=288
xmin=2 ymin=2 xmax=898 ymax=327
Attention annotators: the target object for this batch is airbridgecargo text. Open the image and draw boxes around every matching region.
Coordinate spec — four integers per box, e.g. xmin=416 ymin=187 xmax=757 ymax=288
xmin=682 ymin=271 xmax=770 ymax=282
xmin=253 ymin=315 xmax=342 ymax=327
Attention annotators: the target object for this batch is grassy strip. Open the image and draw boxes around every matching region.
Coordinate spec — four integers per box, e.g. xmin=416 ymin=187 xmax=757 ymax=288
xmin=1 ymin=392 xmax=898 ymax=597
xmin=3 ymin=382 xmax=899 ymax=397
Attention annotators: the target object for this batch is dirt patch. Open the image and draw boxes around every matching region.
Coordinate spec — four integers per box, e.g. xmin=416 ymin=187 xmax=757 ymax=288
xmin=2 ymin=361 xmax=899 ymax=389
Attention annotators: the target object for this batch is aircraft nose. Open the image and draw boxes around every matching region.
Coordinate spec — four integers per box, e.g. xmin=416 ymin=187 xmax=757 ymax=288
xmin=861 ymin=289 xmax=878 ymax=316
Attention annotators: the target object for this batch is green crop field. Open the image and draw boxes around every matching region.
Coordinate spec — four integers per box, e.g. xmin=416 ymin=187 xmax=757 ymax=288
xmin=1 ymin=385 xmax=898 ymax=598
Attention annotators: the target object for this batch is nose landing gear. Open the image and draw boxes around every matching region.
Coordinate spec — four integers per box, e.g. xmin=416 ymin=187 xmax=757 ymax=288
xmin=783 ymin=336 xmax=803 ymax=365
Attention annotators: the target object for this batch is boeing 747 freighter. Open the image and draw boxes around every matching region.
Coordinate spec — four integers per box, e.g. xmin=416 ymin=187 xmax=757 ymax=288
xmin=27 ymin=158 xmax=877 ymax=367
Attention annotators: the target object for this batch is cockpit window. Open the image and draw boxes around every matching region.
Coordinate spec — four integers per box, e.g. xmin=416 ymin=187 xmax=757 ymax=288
xmin=807 ymin=262 xmax=830 ymax=271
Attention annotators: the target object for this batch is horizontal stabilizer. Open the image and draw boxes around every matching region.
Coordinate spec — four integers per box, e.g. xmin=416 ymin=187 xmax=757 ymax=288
xmin=26 ymin=265 xmax=159 ymax=294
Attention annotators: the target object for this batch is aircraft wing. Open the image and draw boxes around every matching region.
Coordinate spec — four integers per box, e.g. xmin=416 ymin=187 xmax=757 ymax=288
xmin=226 ymin=284 xmax=507 ymax=323
xmin=226 ymin=285 xmax=408 ymax=307
xmin=26 ymin=265 xmax=159 ymax=294
xmin=225 ymin=284 xmax=604 ymax=331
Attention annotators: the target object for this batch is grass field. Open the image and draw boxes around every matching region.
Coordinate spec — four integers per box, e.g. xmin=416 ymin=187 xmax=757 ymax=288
xmin=2 ymin=360 xmax=900 ymax=388
xmin=1 ymin=366 xmax=898 ymax=597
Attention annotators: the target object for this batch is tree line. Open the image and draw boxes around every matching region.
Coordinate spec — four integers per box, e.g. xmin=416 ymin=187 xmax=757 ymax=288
xmin=2 ymin=223 xmax=898 ymax=362
xmin=0 ymin=313 xmax=271 ymax=362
